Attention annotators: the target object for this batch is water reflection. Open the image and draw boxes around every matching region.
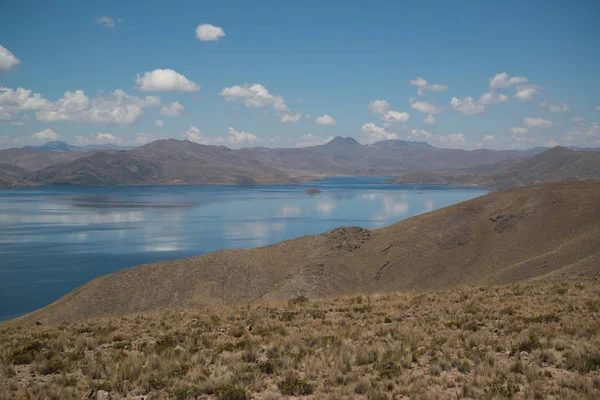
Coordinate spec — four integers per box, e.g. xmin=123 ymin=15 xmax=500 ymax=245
xmin=0 ymin=178 xmax=488 ymax=320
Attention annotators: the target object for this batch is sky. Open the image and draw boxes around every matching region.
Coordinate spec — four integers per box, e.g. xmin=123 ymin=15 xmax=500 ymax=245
xmin=1 ymin=0 xmax=599 ymax=150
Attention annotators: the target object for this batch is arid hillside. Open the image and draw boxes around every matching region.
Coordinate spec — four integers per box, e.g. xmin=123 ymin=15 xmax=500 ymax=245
xmin=0 ymin=138 xmax=542 ymax=187
xmin=1 ymin=282 xmax=599 ymax=399
xmin=14 ymin=180 xmax=600 ymax=325
xmin=390 ymin=147 xmax=600 ymax=190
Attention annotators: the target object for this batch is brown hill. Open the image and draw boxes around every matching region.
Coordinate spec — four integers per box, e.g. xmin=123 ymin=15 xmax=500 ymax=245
xmin=239 ymin=138 xmax=537 ymax=177
xmin=1 ymin=137 xmax=544 ymax=187
xmin=390 ymin=147 xmax=600 ymax=190
xmin=0 ymin=148 xmax=88 ymax=171
xmin=15 ymin=180 xmax=600 ymax=325
xmin=488 ymin=146 xmax=600 ymax=190
xmin=23 ymin=139 xmax=303 ymax=186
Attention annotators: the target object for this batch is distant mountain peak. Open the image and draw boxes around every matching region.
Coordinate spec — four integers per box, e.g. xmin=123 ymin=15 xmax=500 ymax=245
xmin=372 ymin=139 xmax=433 ymax=149
xmin=24 ymin=141 xmax=133 ymax=153
xmin=326 ymin=136 xmax=359 ymax=146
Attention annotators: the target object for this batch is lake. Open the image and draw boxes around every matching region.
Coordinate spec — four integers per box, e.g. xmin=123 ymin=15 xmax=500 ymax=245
xmin=0 ymin=177 xmax=487 ymax=321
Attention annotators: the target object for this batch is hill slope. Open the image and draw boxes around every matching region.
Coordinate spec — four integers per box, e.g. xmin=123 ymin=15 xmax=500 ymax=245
xmin=17 ymin=180 xmax=600 ymax=325
xmin=390 ymin=147 xmax=600 ymax=190
xmin=1 ymin=137 xmax=544 ymax=187
xmin=0 ymin=148 xmax=89 ymax=171
xmin=23 ymin=139 xmax=303 ymax=186
xmin=2 ymin=282 xmax=599 ymax=399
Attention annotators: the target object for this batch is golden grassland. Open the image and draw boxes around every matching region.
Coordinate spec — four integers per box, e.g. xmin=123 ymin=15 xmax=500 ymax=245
xmin=1 ymin=281 xmax=599 ymax=399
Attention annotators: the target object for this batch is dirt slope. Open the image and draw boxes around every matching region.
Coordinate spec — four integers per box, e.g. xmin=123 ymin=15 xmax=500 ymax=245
xmin=14 ymin=180 xmax=600 ymax=324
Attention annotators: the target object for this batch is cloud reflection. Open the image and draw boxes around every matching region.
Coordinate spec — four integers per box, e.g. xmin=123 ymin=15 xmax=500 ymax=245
xmin=373 ymin=195 xmax=410 ymax=220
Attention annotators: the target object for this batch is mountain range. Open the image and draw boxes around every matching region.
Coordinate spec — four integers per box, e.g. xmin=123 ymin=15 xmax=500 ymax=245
xmin=389 ymin=146 xmax=600 ymax=190
xmin=0 ymin=137 xmax=550 ymax=187
xmin=24 ymin=140 xmax=135 ymax=152
xmin=15 ymin=180 xmax=600 ymax=325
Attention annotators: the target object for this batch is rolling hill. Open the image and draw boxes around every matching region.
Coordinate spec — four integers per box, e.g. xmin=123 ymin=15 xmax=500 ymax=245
xmin=0 ymin=137 xmax=545 ymax=187
xmin=15 ymin=180 xmax=600 ymax=325
xmin=22 ymin=139 xmax=304 ymax=186
xmin=390 ymin=147 xmax=600 ymax=190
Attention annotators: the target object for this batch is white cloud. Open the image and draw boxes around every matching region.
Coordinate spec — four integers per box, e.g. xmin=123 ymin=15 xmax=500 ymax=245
xmin=509 ymin=127 xmax=528 ymax=135
xmin=315 ymin=114 xmax=337 ymax=125
xmin=35 ymin=89 xmax=160 ymax=124
xmin=450 ymin=96 xmax=484 ymax=116
xmin=73 ymin=133 xmax=124 ymax=146
xmin=0 ymin=87 xmax=52 ymax=120
xmin=182 ymin=125 xmax=209 ymax=144
xmin=135 ymin=132 xmax=167 ymax=145
xmin=488 ymin=72 xmax=528 ymax=89
xmin=409 ymin=99 xmax=442 ymax=114
xmin=33 ymin=128 xmax=59 ymax=141
xmin=368 ymin=100 xmax=390 ymax=114
xmin=216 ymin=127 xmax=259 ymax=146
xmin=546 ymin=140 xmax=560 ymax=147
xmin=478 ymin=91 xmax=509 ymax=105
xmin=160 ymin=101 xmax=184 ymax=117
xmin=93 ymin=16 xmax=117 ymax=28
xmin=539 ymin=101 xmax=570 ymax=112
xmin=8 ymin=128 xmax=60 ymax=147
xmin=10 ymin=121 xmax=25 ymax=126
xmin=0 ymin=45 xmax=21 ymax=72
xmin=361 ymin=122 xmax=398 ymax=141
xmin=515 ymin=84 xmax=540 ymax=101
xmin=409 ymin=77 xmax=448 ymax=96
xmin=422 ymin=114 xmax=436 ymax=124
xmin=154 ymin=120 xmax=164 ymax=127
xmin=316 ymin=202 xmax=335 ymax=215
xmin=281 ymin=113 xmax=301 ymax=123
xmin=563 ymin=122 xmax=600 ymax=143
xmin=136 ymin=69 xmax=200 ymax=92
xmin=221 ymin=83 xmax=290 ymax=115
xmin=572 ymin=117 xmax=584 ymax=123
xmin=596 ymin=105 xmax=600 ymax=111
xmin=409 ymin=129 xmax=433 ymax=139
xmin=438 ymin=133 xmax=466 ymax=145
xmin=381 ymin=111 xmax=410 ymax=125
xmin=524 ymin=117 xmax=552 ymax=129
xmin=483 ymin=134 xmax=495 ymax=142
xmin=195 ymin=24 xmax=225 ymax=41
xmin=295 ymin=133 xmax=334 ymax=147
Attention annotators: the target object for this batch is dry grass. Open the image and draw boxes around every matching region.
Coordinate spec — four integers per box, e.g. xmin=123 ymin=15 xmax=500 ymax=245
xmin=1 ymin=282 xmax=599 ymax=399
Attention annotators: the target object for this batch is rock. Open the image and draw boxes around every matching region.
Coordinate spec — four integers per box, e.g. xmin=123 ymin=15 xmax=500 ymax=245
xmin=95 ymin=390 xmax=110 ymax=400
xmin=304 ymin=187 xmax=322 ymax=194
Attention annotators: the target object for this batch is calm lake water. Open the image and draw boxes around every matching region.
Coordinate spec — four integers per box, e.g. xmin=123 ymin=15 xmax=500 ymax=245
xmin=0 ymin=177 xmax=487 ymax=321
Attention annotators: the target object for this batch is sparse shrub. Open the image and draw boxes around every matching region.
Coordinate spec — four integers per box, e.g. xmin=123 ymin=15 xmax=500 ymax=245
xmin=171 ymin=363 xmax=192 ymax=378
xmin=384 ymin=316 xmax=392 ymax=323
xmin=217 ymin=341 xmax=236 ymax=353
xmin=39 ymin=360 xmax=66 ymax=375
xmin=516 ymin=333 xmax=543 ymax=353
xmin=289 ymin=295 xmax=309 ymax=306
xmin=279 ymin=311 xmax=297 ymax=322
xmin=278 ymin=377 xmax=313 ymax=395
xmin=230 ymin=326 xmax=245 ymax=338
xmin=9 ymin=341 xmax=44 ymax=365
xmin=148 ymin=376 xmax=165 ymax=390
xmin=457 ymin=360 xmax=471 ymax=374
xmin=488 ymin=378 xmax=520 ymax=398
xmin=524 ymin=313 xmax=560 ymax=324
xmin=155 ymin=335 xmax=176 ymax=351
xmin=377 ymin=360 xmax=401 ymax=379
xmin=216 ymin=385 xmax=248 ymax=400
xmin=258 ymin=360 xmax=281 ymax=375
xmin=174 ymin=387 xmax=203 ymax=400
xmin=564 ymin=350 xmax=600 ymax=373
xmin=352 ymin=305 xmax=373 ymax=313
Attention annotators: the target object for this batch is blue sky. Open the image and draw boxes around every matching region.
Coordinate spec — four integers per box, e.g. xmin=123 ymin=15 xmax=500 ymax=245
xmin=1 ymin=0 xmax=599 ymax=150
